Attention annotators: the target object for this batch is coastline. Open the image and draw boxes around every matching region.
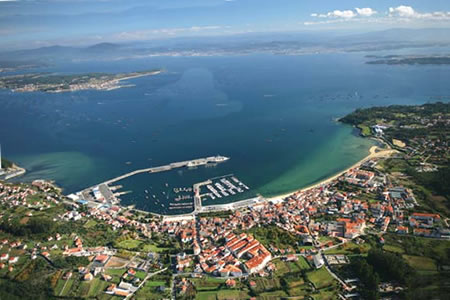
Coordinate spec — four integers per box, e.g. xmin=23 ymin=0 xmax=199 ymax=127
xmin=266 ymin=145 xmax=397 ymax=202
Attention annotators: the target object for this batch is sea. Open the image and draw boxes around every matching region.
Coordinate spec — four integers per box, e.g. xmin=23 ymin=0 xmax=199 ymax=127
xmin=0 ymin=51 xmax=449 ymax=214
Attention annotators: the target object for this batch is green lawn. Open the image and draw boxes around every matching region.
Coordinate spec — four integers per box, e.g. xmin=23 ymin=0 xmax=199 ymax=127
xmin=192 ymin=277 xmax=226 ymax=291
xmin=324 ymin=241 xmax=371 ymax=255
xmin=84 ymin=219 xmax=97 ymax=228
xmin=358 ymin=124 xmax=372 ymax=136
xmin=258 ymin=290 xmax=289 ymax=299
xmin=116 ymin=239 xmax=142 ymax=250
xmin=146 ymin=280 xmax=166 ymax=287
xmin=383 ymin=244 xmax=405 ymax=254
xmin=297 ymin=256 xmax=311 ymax=269
xmin=195 ymin=290 xmax=249 ymax=300
xmin=87 ymin=278 xmax=109 ymax=297
xmin=313 ymin=289 xmax=339 ymax=300
xmin=251 ymin=277 xmax=282 ymax=293
xmin=142 ymin=243 xmax=169 ymax=253
xmin=307 ymin=267 xmax=336 ymax=289
xmin=273 ymin=257 xmax=310 ymax=276
xmin=403 ymin=255 xmax=437 ymax=272
xmin=106 ymin=268 xmax=126 ymax=277
xmin=54 ymin=278 xmax=68 ymax=296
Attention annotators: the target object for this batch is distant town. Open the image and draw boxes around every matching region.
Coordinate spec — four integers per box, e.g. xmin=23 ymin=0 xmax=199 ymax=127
xmin=0 ymin=69 xmax=161 ymax=93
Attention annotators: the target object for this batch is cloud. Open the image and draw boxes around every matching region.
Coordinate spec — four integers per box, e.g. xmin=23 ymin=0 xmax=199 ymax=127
xmin=113 ymin=25 xmax=227 ymax=41
xmin=389 ymin=6 xmax=416 ymax=18
xmin=355 ymin=7 xmax=377 ymax=17
xmin=306 ymin=5 xmax=450 ymax=26
xmin=329 ymin=10 xmax=356 ymax=19
xmin=388 ymin=5 xmax=450 ymax=20
xmin=311 ymin=7 xmax=376 ymax=19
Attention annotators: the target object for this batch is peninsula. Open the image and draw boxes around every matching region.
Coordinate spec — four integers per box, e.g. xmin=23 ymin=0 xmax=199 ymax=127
xmin=0 ymin=69 xmax=161 ymax=93
xmin=366 ymin=55 xmax=450 ymax=65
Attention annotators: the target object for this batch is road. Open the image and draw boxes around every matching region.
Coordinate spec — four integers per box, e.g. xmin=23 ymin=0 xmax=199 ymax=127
xmin=124 ymin=267 xmax=168 ymax=300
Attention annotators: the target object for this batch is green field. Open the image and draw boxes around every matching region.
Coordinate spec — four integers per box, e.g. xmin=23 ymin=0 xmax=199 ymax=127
xmin=273 ymin=257 xmax=311 ymax=276
xmin=324 ymin=241 xmax=371 ymax=255
xmin=142 ymin=243 xmax=169 ymax=253
xmin=83 ymin=219 xmax=97 ymax=228
xmin=307 ymin=267 xmax=336 ymax=289
xmin=106 ymin=268 xmax=127 ymax=277
xmin=250 ymin=277 xmax=283 ymax=293
xmin=258 ymin=290 xmax=289 ymax=299
xmin=358 ymin=124 xmax=372 ymax=136
xmin=196 ymin=289 xmax=250 ymax=300
xmin=382 ymin=244 xmax=405 ymax=254
xmin=192 ymin=277 xmax=226 ymax=291
xmin=313 ymin=289 xmax=339 ymax=300
xmin=403 ymin=255 xmax=437 ymax=273
xmin=116 ymin=239 xmax=142 ymax=250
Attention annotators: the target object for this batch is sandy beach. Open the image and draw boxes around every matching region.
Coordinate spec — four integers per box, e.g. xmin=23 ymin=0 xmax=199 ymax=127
xmin=267 ymin=146 xmax=398 ymax=202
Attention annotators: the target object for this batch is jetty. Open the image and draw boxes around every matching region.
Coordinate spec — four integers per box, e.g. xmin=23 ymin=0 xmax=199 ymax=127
xmin=103 ymin=155 xmax=229 ymax=186
xmin=68 ymin=155 xmax=229 ymax=209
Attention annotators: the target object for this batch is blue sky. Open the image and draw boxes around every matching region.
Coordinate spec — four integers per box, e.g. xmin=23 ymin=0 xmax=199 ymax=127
xmin=1 ymin=0 xmax=450 ymax=49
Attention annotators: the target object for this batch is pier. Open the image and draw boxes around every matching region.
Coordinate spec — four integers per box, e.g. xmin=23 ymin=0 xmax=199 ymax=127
xmin=68 ymin=155 xmax=229 ymax=210
xmin=68 ymin=155 xmax=267 ymax=217
xmin=102 ymin=155 xmax=229 ymax=186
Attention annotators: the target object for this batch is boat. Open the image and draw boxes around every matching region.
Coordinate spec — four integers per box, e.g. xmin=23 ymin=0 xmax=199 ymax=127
xmin=186 ymin=155 xmax=230 ymax=167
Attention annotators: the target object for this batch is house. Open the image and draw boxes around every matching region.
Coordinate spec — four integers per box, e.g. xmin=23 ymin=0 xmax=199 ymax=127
xmin=127 ymin=268 xmax=136 ymax=276
xmin=106 ymin=284 xmax=116 ymax=293
xmin=285 ymin=254 xmax=298 ymax=262
xmin=114 ymin=289 xmax=130 ymax=297
xmin=219 ymin=268 xmax=230 ymax=277
xmin=8 ymin=257 xmax=19 ymax=264
xmin=83 ymin=273 xmax=93 ymax=281
xmin=226 ymin=279 xmax=236 ymax=287
xmin=95 ymin=254 xmax=109 ymax=264
xmin=411 ymin=212 xmax=440 ymax=223
xmin=102 ymin=274 xmax=112 ymax=281
xmin=313 ymin=254 xmax=324 ymax=269
xmin=396 ymin=226 xmax=409 ymax=234
xmin=0 ymin=253 xmax=9 ymax=261
xmin=228 ymin=265 xmax=243 ymax=277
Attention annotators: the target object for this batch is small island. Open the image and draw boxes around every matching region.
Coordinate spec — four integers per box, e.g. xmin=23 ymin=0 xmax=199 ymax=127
xmin=0 ymin=69 xmax=161 ymax=93
xmin=366 ymin=55 xmax=450 ymax=65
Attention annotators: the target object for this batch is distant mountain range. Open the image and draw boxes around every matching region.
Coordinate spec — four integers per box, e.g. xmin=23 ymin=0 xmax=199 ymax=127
xmin=1 ymin=28 xmax=449 ymax=67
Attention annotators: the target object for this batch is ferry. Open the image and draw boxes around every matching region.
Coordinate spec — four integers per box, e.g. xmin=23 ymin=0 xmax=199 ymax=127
xmin=186 ymin=155 xmax=230 ymax=167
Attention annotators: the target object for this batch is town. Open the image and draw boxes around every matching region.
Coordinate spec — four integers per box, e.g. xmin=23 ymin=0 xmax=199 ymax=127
xmin=0 ymin=102 xmax=449 ymax=300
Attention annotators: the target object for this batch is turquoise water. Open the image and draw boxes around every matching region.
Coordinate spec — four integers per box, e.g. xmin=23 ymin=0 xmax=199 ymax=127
xmin=0 ymin=53 xmax=449 ymax=214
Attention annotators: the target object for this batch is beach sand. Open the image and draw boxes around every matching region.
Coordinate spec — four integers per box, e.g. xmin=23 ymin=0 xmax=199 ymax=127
xmin=266 ymin=146 xmax=397 ymax=202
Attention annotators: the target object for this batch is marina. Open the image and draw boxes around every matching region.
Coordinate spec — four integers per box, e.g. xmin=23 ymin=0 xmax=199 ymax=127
xmin=202 ymin=175 xmax=249 ymax=201
xmin=66 ymin=155 xmax=259 ymax=216
xmin=68 ymin=155 xmax=235 ymax=214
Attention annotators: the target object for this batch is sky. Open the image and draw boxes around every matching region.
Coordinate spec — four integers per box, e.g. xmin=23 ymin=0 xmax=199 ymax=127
xmin=1 ymin=0 xmax=450 ymax=50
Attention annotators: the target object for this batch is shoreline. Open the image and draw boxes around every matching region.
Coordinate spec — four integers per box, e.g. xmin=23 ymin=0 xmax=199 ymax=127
xmin=266 ymin=145 xmax=397 ymax=202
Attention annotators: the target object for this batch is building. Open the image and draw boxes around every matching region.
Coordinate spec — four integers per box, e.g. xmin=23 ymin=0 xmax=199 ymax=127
xmin=313 ymin=254 xmax=324 ymax=269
